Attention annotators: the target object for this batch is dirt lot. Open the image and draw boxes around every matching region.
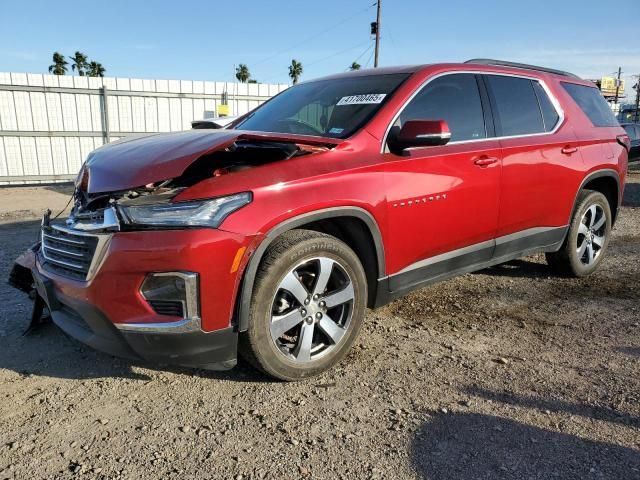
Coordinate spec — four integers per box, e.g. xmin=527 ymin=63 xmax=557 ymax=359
xmin=1 ymin=176 xmax=639 ymax=480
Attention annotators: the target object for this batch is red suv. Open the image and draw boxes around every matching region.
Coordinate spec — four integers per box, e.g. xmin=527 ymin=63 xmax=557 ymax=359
xmin=12 ymin=59 xmax=629 ymax=380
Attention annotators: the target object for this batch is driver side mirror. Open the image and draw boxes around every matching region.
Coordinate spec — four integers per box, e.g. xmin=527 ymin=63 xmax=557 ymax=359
xmin=387 ymin=119 xmax=451 ymax=155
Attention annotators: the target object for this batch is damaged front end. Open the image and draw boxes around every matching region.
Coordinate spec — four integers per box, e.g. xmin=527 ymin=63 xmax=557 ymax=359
xmin=8 ymin=130 xmax=336 ymax=334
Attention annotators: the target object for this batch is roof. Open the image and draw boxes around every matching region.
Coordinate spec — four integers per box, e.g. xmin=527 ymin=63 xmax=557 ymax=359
xmin=301 ymin=65 xmax=424 ymax=83
xmin=303 ymin=59 xmax=584 ymax=84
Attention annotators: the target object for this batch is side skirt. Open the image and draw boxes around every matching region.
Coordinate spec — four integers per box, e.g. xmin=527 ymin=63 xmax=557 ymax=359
xmin=374 ymin=226 xmax=567 ymax=307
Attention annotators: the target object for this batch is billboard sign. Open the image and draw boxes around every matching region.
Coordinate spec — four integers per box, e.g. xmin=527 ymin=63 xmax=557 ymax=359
xmin=599 ymin=76 xmax=625 ymax=97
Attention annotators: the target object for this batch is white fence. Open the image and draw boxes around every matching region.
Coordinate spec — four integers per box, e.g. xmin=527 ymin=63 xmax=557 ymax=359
xmin=0 ymin=72 xmax=288 ymax=184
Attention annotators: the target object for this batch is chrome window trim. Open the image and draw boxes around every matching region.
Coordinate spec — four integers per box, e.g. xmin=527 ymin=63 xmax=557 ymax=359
xmin=380 ymin=70 xmax=566 ymax=153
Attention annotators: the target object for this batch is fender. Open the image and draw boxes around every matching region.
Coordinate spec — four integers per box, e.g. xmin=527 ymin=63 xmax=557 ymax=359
xmin=236 ymin=207 xmax=385 ymax=332
xmin=570 ymin=168 xmax=621 ymax=225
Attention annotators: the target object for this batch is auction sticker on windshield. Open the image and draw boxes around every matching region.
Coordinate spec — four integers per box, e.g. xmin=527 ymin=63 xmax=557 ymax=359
xmin=336 ymin=94 xmax=386 ymax=106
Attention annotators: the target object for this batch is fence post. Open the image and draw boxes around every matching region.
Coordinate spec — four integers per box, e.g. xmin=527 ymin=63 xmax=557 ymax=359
xmin=100 ymin=86 xmax=110 ymax=144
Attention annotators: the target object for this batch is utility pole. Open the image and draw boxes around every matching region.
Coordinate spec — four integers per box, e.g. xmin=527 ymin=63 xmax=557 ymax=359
xmin=634 ymin=75 xmax=640 ymax=123
xmin=374 ymin=0 xmax=381 ymax=68
xmin=614 ymin=66 xmax=622 ymax=106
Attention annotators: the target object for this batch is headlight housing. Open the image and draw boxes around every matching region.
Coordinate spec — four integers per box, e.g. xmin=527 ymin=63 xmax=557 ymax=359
xmin=119 ymin=192 xmax=251 ymax=228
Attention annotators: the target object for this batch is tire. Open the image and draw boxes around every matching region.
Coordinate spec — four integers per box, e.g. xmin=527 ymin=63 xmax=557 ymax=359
xmin=546 ymin=190 xmax=612 ymax=277
xmin=239 ymin=229 xmax=367 ymax=381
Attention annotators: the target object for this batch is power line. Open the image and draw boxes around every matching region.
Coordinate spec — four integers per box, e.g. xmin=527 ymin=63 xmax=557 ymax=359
xmin=352 ymin=42 xmax=374 ymax=66
xmin=305 ymin=39 xmax=372 ymax=69
xmin=363 ymin=46 xmax=375 ymax=69
xmin=260 ymin=39 xmax=373 ymax=84
xmin=252 ymin=3 xmax=376 ymax=68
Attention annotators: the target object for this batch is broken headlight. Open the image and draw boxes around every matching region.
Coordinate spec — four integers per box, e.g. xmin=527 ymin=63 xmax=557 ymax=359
xmin=119 ymin=192 xmax=251 ymax=228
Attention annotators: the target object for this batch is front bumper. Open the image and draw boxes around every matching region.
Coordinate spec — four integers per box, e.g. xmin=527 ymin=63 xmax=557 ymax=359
xmin=28 ymin=226 xmax=254 ymax=370
xmin=43 ymin=275 xmax=237 ymax=369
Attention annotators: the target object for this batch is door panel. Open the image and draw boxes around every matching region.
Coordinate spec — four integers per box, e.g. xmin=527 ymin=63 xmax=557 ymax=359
xmin=483 ymin=74 xmax=581 ymax=235
xmin=497 ymin=129 xmax=580 ymax=235
xmin=383 ymin=140 xmax=501 ymax=276
xmin=382 ymin=72 xmax=501 ymax=278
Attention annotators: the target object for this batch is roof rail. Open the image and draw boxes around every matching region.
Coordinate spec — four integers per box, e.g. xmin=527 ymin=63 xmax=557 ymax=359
xmin=464 ymin=58 xmax=581 ymax=79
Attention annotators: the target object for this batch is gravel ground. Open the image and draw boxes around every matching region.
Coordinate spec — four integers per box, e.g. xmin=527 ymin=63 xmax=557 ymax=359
xmin=1 ymin=175 xmax=639 ymax=480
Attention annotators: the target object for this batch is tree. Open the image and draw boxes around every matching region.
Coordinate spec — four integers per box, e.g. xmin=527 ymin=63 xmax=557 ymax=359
xmin=349 ymin=62 xmax=361 ymax=71
xmin=70 ymin=51 xmax=88 ymax=76
xmin=87 ymin=61 xmax=106 ymax=77
xmin=288 ymin=59 xmax=303 ymax=85
xmin=235 ymin=64 xmax=250 ymax=83
xmin=48 ymin=52 xmax=68 ymax=75
xmin=247 ymin=79 xmax=258 ymax=84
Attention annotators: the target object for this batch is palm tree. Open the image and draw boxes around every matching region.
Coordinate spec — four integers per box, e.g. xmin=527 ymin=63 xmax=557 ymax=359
xmin=349 ymin=62 xmax=361 ymax=71
xmin=70 ymin=51 xmax=88 ymax=76
xmin=87 ymin=61 xmax=106 ymax=77
xmin=48 ymin=52 xmax=68 ymax=75
xmin=288 ymin=59 xmax=303 ymax=85
xmin=235 ymin=64 xmax=250 ymax=83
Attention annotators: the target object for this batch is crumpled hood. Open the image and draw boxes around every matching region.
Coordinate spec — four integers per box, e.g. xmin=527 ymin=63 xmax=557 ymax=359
xmin=83 ymin=129 xmax=341 ymax=193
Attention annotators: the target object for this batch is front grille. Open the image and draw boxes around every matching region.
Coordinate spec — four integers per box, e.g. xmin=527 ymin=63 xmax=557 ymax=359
xmin=148 ymin=300 xmax=185 ymax=317
xmin=40 ymin=225 xmax=99 ymax=280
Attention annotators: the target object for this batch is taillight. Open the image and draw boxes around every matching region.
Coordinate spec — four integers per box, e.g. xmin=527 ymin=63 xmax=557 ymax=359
xmin=617 ymin=134 xmax=631 ymax=151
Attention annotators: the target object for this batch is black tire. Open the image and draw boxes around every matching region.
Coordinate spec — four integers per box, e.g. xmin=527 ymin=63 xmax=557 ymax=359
xmin=546 ymin=190 xmax=612 ymax=277
xmin=239 ymin=229 xmax=367 ymax=381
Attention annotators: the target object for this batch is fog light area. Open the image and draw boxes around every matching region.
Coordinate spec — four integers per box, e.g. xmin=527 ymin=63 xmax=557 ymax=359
xmin=140 ymin=272 xmax=199 ymax=319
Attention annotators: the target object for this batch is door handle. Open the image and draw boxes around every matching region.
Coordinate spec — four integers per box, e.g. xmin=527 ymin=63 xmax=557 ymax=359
xmin=561 ymin=146 xmax=578 ymax=155
xmin=473 ymin=156 xmax=498 ymax=167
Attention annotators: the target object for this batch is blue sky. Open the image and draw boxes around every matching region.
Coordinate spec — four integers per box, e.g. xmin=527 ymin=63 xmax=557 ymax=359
xmin=2 ymin=0 xmax=639 ymax=100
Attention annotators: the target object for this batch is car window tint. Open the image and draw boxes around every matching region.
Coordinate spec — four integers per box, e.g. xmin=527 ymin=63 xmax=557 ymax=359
xmin=399 ymin=73 xmax=486 ymax=142
xmin=623 ymin=124 xmax=636 ymax=139
xmin=289 ymin=102 xmax=335 ymax=134
xmin=235 ymin=73 xmax=409 ymax=138
xmin=486 ymin=75 xmax=545 ymax=136
xmin=561 ymin=82 xmax=619 ymax=127
xmin=532 ymin=81 xmax=560 ymax=131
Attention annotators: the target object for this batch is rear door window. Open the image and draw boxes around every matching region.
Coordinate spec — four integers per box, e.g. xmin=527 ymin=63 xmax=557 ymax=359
xmin=398 ymin=73 xmax=487 ymax=142
xmin=485 ymin=75 xmax=545 ymax=136
xmin=532 ymin=81 xmax=560 ymax=131
xmin=561 ymin=82 xmax=619 ymax=127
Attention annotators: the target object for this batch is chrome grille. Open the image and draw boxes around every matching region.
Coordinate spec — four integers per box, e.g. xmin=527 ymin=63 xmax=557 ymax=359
xmin=40 ymin=225 xmax=99 ymax=280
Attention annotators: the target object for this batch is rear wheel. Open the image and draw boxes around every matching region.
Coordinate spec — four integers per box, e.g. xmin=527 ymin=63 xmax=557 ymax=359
xmin=546 ymin=190 xmax=612 ymax=277
xmin=240 ymin=230 xmax=367 ymax=381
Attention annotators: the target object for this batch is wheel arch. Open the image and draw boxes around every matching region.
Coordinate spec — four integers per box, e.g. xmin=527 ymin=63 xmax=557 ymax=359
xmin=235 ymin=207 xmax=386 ymax=332
xmin=575 ymin=169 xmax=620 ymax=225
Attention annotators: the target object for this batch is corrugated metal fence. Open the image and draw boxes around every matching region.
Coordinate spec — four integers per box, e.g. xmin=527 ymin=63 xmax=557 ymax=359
xmin=0 ymin=72 xmax=288 ymax=185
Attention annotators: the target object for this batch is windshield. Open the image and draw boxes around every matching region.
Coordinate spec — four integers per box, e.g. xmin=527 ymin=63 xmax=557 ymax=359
xmin=233 ymin=73 xmax=409 ymax=139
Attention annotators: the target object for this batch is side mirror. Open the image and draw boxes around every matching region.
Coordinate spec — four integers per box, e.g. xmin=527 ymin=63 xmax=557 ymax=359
xmin=388 ymin=119 xmax=451 ymax=155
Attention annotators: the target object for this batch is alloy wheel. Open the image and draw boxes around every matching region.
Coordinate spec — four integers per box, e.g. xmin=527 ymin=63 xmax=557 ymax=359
xmin=270 ymin=257 xmax=355 ymax=363
xmin=576 ymin=204 xmax=606 ymax=266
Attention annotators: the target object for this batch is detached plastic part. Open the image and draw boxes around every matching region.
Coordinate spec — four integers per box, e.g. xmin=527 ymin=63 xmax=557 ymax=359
xmin=8 ymin=244 xmax=38 ymax=294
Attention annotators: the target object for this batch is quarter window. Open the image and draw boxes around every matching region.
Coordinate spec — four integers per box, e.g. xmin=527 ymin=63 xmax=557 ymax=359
xmin=398 ymin=73 xmax=487 ymax=142
xmin=561 ymin=82 xmax=619 ymax=127
xmin=486 ymin=75 xmax=545 ymax=136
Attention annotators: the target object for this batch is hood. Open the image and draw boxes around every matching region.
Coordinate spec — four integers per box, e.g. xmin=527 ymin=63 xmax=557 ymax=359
xmin=83 ymin=129 xmax=342 ymax=193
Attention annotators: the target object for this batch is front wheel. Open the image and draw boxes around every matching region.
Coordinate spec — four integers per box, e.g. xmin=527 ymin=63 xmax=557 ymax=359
xmin=240 ymin=230 xmax=367 ymax=381
xmin=546 ymin=190 xmax=612 ymax=277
